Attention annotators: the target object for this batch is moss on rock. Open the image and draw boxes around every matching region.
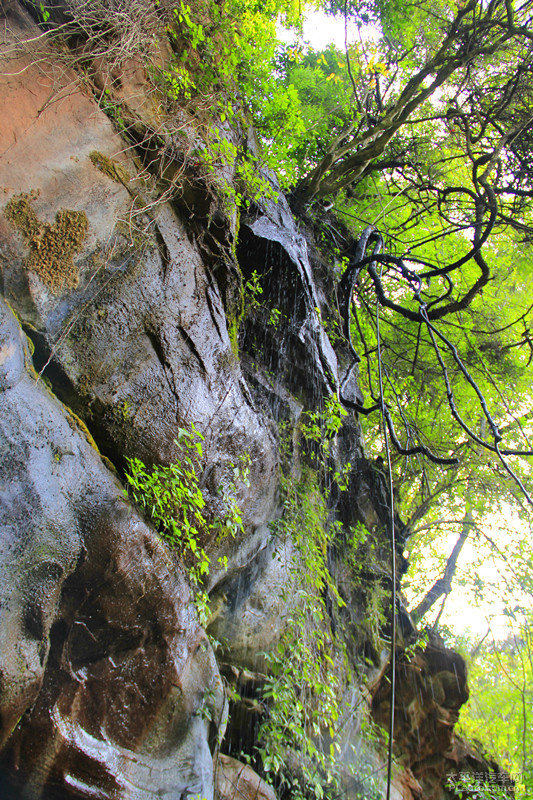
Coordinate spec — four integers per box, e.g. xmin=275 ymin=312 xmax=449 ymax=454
xmin=4 ymin=192 xmax=88 ymax=293
xmin=89 ymin=150 xmax=132 ymax=187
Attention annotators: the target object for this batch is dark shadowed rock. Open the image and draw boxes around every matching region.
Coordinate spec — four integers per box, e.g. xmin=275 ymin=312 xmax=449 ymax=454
xmin=238 ymin=190 xmax=338 ymax=406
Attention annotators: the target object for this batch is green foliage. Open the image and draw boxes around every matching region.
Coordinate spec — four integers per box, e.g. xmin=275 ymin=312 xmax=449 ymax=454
xmin=325 ymin=0 xmax=452 ymax=47
xmin=159 ymin=0 xmax=309 ymax=192
xmin=124 ymin=426 xmax=245 ymax=625
xmin=173 ymin=1 xmax=205 ymax=49
xmin=161 ymin=0 xmax=302 ymax=121
xmin=258 ymin=43 xmax=355 ymax=186
xmin=199 ymin=129 xmax=279 ymax=211
xmin=156 ymin=0 xmax=302 ymax=204
xmin=254 ymin=462 xmax=387 ymax=800
xmin=457 ymin=620 xmax=533 ymax=799
xmin=256 ymin=468 xmax=347 ymax=798
xmin=300 ymin=394 xmax=348 ymax=459
xmin=28 ymin=1 xmax=50 ymax=23
xmin=341 ymin=522 xmax=388 ymax=655
xmin=28 ymin=0 xmax=533 ymax=785
xmin=213 ymin=452 xmax=251 ymax=541
xmin=243 ymin=269 xmax=264 ymax=310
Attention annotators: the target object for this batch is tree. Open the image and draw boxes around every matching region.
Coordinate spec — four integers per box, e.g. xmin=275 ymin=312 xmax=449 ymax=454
xmin=457 ymin=616 xmax=533 ymax=798
xmin=295 ymin=0 xmax=533 ymax=201
xmin=255 ymin=0 xmax=533 ymax=626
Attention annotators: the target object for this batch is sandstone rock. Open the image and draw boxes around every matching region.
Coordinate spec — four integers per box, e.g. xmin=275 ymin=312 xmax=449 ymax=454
xmin=371 ymin=633 xmax=470 ymax=800
xmin=0 ymin=295 xmax=225 ymax=798
xmin=0 ymin=1 xmax=278 ymax=565
xmin=214 ymin=754 xmax=277 ymax=800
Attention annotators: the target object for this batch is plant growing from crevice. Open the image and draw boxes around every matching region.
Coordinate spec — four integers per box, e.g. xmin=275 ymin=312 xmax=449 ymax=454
xmin=299 ymin=394 xmax=348 ymax=466
xmin=341 ymin=521 xmax=389 ymax=660
xmin=212 ymin=452 xmax=251 ymax=544
xmin=255 ymin=468 xmax=346 ymax=798
xmin=124 ymin=425 xmax=245 ymax=625
xmin=243 ymin=399 xmax=401 ymax=798
xmin=253 ymin=465 xmax=388 ymax=800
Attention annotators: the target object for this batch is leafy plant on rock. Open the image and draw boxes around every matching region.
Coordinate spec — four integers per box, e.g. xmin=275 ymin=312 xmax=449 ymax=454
xmin=255 ymin=467 xmax=384 ymax=800
xmin=124 ymin=425 xmax=245 ymax=625
xmin=256 ymin=469 xmax=345 ymax=798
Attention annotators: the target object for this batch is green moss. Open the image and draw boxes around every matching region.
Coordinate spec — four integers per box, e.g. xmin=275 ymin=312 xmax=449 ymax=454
xmin=113 ymin=399 xmax=133 ymax=423
xmin=228 ymin=315 xmax=239 ymax=358
xmin=231 ymin=206 xmax=241 ymax=259
xmin=89 ymin=150 xmax=132 ymax=186
xmin=3 ymin=299 xmax=22 ymax=324
xmin=1 ymin=301 xmax=36 ymax=359
xmin=65 ymin=407 xmax=101 ymax=455
xmin=101 ymin=454 xmax=119 ymax=476
xmin=4 ymin=193 xmax=88 ymax=293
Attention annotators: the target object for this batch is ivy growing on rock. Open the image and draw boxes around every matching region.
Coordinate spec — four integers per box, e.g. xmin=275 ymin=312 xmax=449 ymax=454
xmin=125 ymin=425 xmax=246 ymax=625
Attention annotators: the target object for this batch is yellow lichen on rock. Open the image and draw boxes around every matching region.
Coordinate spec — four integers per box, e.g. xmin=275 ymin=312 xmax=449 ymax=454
xmin=4 ymin=192 xmax=88 ymax=293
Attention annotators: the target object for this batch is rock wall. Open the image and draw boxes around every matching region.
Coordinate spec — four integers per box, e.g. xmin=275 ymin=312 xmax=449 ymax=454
xmin=0 ymin=3 xmax=495 ymax=799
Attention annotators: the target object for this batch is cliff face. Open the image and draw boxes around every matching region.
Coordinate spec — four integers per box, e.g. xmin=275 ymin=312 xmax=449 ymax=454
xmin=0 ymin=3 xmax=499 ymax=799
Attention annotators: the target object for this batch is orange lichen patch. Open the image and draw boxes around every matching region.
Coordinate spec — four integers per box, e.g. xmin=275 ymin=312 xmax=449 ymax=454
xmin=4 ymin=192 xmax=88 ymax=293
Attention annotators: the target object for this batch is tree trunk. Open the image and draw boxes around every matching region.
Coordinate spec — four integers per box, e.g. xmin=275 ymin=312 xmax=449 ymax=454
xmin=411 ymin=510 xmax=473 ymax=624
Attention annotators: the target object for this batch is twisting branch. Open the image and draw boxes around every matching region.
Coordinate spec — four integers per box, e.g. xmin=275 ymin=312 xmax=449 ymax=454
xmin=338 ymin=226 xmax=458 ymax=466
xmin=337 ymin=224 xmax=533 ymax=502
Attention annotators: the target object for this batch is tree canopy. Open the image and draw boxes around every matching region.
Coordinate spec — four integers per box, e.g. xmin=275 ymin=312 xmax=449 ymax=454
xmin=249 ymin=1 xmax=533 ymax=782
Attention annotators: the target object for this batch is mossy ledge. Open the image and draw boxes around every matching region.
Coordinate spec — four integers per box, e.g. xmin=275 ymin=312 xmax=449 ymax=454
xmin=89 ymin=150 xmax=132 ymax=188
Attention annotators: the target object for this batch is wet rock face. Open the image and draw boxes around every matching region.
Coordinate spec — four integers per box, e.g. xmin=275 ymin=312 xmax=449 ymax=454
xmin=238 ymin=197 xmax=338 ymax=408
xmin=0 ymin=297 xmax=225 ymax=799
xmin=0 ymin=5 xmax=267 ymax=796
xmin=214 ymin=754 xmax=276 ymax=800
xmin=0 ymin=1 xmax=277 ymax=536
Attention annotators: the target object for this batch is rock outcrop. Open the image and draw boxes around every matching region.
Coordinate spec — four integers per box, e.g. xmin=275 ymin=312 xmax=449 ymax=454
xmin=0 ymin=3 xmax=493 ymax=799
xmin=0 ymin=297 xmax=224 ymax=799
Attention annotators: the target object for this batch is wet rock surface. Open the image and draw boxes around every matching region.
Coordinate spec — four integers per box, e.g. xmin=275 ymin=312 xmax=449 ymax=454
xmin=371 ymin=633 xmax=480 ymax=799
xmin=0 ymin=6 xmax=270 ymax=797
xmin=0 ymin=0 xmax=277 ymax=558
xmin=238 ymin=193 xmax=338 ymax=407
xmin=0 ymin=297 xmax=225 ymax=798
xmin=0 ymin=7 xmax=280 ymax=438
xmin=214 ymin=753 xmax=277 ymax=800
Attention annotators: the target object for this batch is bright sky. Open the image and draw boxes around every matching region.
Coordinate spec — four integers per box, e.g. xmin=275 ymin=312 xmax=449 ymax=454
xmin=302 ymin=9 xmax=356 ymax=49
xmin=277 ymin=8 xmax=361 ymax=50
xmin=403 ymin=509 xmax=533 ymax=641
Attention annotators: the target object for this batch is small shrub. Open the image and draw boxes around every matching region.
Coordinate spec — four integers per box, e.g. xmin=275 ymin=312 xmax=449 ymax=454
xmin=124 ymin=425 xmax=245 ymax=625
